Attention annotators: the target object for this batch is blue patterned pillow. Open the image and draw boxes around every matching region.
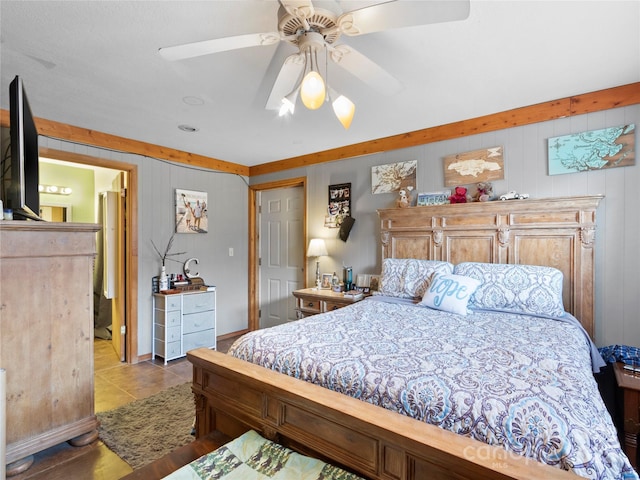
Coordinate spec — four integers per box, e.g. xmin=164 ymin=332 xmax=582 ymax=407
xmin=419 ymin=273 xmax=481 ymax=315
xmin=453 ymin=262 xmax=566 ymax=317
xmin=378 ymin=258 xmax=454 ymax=299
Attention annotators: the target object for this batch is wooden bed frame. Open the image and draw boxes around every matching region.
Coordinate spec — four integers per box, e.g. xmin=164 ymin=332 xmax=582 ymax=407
xmin=188 ymin=195 xmax=603 ymax=480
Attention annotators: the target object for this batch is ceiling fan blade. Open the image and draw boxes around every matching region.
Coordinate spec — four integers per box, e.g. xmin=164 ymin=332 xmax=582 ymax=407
xmin=265 ymin=53 xmax=305 ymax=110
xmin=158 ymin=32 xmax=281 ymax=61
xmin=329 ymin=44 xmax=402 ymax=95
xmin=280 ymin=0 xmax=315 ymax=22
xmin=337 ymin=0 xmax=470 ymax=37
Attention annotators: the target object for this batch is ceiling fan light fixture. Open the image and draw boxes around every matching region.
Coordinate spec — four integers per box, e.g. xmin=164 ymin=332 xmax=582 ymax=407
xmin=279 ymin=90 xmax=298 ymax=116
xmin=300 ymin=70 xmax=325 ymax=110
xmin=332 ymin=94 xmax=355 ymax=129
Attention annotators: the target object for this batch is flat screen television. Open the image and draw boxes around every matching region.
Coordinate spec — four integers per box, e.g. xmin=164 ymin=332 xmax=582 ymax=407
xmin=1 ymin=75 xmax=42 ymax=220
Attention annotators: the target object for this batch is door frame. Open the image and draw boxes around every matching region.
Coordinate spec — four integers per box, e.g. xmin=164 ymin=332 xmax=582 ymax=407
xmin=40 ymin=146 xmax=139 ymax=363
xmin=248 ymin=177 xmax=306 ymax=332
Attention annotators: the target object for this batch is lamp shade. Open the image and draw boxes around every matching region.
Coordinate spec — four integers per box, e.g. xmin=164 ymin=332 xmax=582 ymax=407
xmin=306 ymin=238 xmax=328 ymax=257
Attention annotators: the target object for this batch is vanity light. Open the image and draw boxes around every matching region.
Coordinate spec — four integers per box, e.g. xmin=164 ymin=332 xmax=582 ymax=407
xmin=39 ymin=184 xmax=72 ymax=195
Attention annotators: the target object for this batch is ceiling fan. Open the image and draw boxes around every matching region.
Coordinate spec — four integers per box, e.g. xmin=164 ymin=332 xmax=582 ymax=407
xmin=159 ymin=0 xmax=470 ymax=128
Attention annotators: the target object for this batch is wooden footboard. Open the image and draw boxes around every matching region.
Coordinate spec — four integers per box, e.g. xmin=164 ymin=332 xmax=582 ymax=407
xmin=188 ymin=348 xmax=575 ymax=480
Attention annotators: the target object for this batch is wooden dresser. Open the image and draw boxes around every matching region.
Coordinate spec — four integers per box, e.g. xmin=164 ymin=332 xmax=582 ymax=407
xmin=0 ymin=221 xmax=100 ymax=475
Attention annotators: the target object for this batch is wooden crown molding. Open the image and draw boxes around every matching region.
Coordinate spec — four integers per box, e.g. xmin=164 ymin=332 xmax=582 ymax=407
xmin=249 ymin=82 xmax=640 ymax=176
xmin=0 ymin=109 xmax=249 ymax=177
xmin=1 ymin=82 xmax=638 ymax=177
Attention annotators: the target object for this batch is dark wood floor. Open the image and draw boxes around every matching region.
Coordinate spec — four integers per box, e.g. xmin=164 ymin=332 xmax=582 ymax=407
xmin=8 ymin=336 xmax=239 ymax=480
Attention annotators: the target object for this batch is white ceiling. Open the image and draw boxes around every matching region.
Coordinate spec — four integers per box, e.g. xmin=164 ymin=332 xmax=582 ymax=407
xmin=1 ymin=1 xmax=638 ymax=168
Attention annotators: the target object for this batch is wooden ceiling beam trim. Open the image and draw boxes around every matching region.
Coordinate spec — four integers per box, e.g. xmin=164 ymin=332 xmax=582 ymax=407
xmin=2 ymin=82 xmax=638 ymax=178
xmin=249 ymin=82 xmax=640 ymax=177
xmin=0 ymin=110 xmax=249 ymax=177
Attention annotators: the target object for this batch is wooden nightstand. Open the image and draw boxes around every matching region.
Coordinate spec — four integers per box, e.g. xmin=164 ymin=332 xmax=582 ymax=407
xmin=614 ymin=362 xmax=640 ymax=468
xmin=292 ymin=288 xmax=365 ymax=318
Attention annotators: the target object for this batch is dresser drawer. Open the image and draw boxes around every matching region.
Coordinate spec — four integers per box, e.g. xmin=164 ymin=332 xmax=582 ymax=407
xmin=183 ymin=329 xmax=216 ymax=352
xmin=155 ymin=309 xmax=181 ymax=328
xmin=299 ymin=298 xmax=321 ymax=313
xmin=155 ymin=324 xmax=181 ymax=343
xmin=155 ymin=295 xmax=181 ymax=311
xmin=154 ymin=339 xmax=181 ymax=360
xmin=183 ymin=311 xmax=214 ymax=334
xmin=324 ymin=301 xmax=344 ymax=312
xmin=183 ymin=292 xmax=215 ymax=314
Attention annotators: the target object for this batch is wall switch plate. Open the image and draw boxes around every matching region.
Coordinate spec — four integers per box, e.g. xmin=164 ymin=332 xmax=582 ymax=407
xmin=229 ymin=247 xmax=234 ymax=257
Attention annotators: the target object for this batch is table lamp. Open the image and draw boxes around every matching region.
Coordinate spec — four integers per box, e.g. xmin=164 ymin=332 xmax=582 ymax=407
xmin=306 ymin=238 xmax=328 ymax=289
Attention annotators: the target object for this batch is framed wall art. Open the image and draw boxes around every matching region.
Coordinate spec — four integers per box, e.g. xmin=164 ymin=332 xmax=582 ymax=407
xmin=176 ymin=188 xmax=208 ymax=233
xmin=371 ymin=160 xmax=417 ymax=194
xmin=326 ymin=183 xmax=351 ymax=228
xmin=443 ymin=146 xmax=504 ymax=187
xmin=548 ymin=124 xmax=635 ymax=175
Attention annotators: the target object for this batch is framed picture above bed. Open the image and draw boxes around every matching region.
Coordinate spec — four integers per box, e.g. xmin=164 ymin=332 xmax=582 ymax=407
xmin=443 ymin=146 xmax=504 ymax=187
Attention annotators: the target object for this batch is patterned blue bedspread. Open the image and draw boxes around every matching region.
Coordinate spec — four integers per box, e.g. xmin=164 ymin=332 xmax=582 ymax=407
xmin=229 ymin=298 xmax=637 ymax=480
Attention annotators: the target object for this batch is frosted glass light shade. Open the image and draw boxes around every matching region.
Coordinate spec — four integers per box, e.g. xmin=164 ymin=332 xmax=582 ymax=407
xmin=279 ymin=97 xmax=295 ymax=116
xmin=306 ymin=238 xmax=328 ymax=257
xmin=332 ymin=95 xmax=355 ymax=129
xmin=300 ymin=71 xmax=326 ymax=110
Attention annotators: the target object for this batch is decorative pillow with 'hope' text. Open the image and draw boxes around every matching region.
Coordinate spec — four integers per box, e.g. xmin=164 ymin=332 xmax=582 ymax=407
xmin=419 ymin=273 xmax=481 ymax=315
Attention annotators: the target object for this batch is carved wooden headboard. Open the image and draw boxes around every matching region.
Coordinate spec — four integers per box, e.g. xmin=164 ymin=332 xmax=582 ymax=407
xmin=378 ymin=195 xmax=603 ymax=340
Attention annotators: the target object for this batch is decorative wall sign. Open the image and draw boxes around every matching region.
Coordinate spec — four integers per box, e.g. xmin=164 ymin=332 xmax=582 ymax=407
xmin=548 ymin=124 xmax=635 ymax=175
xmin=371 ymin=160 xmax=417 ymax=194
xmin=443 ymin=146 xmax=504 ymax=187
xmin=326 ymin=183 xmax=351 ymax=228
xmin=417 ymin=191 xmax=450 ymax=206
xmin=176 ymin=188 xmax=208 ymax=233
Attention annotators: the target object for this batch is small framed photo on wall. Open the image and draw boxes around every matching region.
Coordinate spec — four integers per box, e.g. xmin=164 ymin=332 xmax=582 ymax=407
xmin=326 ymin=183 xmax=351 ymax=228
xmin=176 ymin=189 xmax=208 ymax=234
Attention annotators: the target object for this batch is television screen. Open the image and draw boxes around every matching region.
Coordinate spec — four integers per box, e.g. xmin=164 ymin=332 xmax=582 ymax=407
xmin=2 ymin=75 xmax=42 ymax=220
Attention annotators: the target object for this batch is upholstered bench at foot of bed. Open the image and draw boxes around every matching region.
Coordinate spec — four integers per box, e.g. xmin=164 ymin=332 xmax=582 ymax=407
xmin=120 ymin=430 xmax=232 ymax=480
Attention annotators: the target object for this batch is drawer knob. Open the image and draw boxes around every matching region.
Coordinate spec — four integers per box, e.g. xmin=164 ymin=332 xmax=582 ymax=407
xmin=331 ymin=305 xmax=339 ymax=310
xmin=307 ymin=302 xmax=314 ymax=307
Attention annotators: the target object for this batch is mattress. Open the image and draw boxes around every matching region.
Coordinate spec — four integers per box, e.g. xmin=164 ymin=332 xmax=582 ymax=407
xmin=229 ymin=297 xmax=637 ymax=480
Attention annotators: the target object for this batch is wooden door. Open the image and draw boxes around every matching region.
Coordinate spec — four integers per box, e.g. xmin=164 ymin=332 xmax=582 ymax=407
xmin=111 ymin=172 xmax=126 ymax=361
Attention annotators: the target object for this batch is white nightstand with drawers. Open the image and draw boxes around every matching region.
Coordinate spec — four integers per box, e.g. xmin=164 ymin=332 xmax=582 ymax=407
xmin=153 ymin=289 xmax=216 ymax=364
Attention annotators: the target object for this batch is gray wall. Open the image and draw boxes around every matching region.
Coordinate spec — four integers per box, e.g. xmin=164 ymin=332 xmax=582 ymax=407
xmin=251 ymin=104 xmax=640 ymax=349
xmin=3 ymin=103 xmax=637 ymax=355
xmin=34 ymin=136 xmax=250 ymax=357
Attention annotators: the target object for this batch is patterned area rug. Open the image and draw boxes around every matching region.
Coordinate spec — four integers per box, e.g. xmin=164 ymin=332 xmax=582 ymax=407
xmin=96 ymin=382 xmax=195 ymax=470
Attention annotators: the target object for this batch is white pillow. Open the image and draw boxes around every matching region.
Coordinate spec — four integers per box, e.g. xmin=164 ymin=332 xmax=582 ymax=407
xmin=419 ymin=273 xmax=481 ymax=315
